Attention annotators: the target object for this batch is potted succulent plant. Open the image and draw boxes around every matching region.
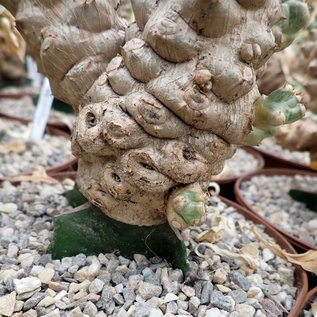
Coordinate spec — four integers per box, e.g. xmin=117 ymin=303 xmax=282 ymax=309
xmin=0 ymin=0 xmax=310 ymax=272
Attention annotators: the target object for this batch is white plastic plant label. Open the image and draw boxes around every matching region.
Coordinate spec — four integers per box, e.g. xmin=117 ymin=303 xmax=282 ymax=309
xmin=29 ymin=77 xmax=54 ymax=141
xmin=26 ymin=56 xmax=43 ymax=87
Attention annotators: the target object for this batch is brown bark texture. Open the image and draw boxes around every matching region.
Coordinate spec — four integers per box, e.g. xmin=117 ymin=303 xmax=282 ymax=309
xmin=299 ymin=27 xmax=317 ymax=113
xmin=257 ymin=54 xmax=286 ymax=95
xmin=1 ymin=0 xmax=294 ymax=226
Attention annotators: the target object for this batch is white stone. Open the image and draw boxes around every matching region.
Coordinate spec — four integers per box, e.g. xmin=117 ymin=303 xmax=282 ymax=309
xmin=0 ymin=291 xmax=16 ymax=316
xmin=14 ymin=277 xmax=41 ymax=294
xmin=18 ymin=253 xmax=34 ymax=268
xmin=1 ymin=227 xmax=14 ymax=237
xmin=149 ymin=308 xmax=163 ymax=317
xmin=3 ymin=203 xmax=18 ymax=213
xmin=138 ymin=282 xmax=162 ymax=300
xmin=164 ymin=293 xmax=179 ymax=303
xmin=78 ymin=280 xmax=91 ymax=291
xmin=278 ymin=267 xmax=294 ymax=285
xmin=46 ymin=288 xmax=56 ymax=297
xmin=0 ymin=269 xmax=19 ymax=283
xmin=73 ymin=290 xmax=87 ymax=300
xmin=246 ymin=274 xmax=263 ymax=287
xmin=22 ymin=309 xmax=37 ymax=317
xmin=308 ymin=219 xmax=317 ymax=231
xmin=254 ymin=309 xmax=267 ymax=317
xmin=87 ymin=260 xmax=101 ymax=279
xmin=83 ymin=301 xmax=98 ymax=317
xmin=213 ymin=268 xmax=227 ymax=284
xmin=180 ymin=285 xmax=195 ymax=298
xmin=206 ymin=307 xmax=221 ymax=317
xmin=216 ymin=284 xmax=231 ymax=293
xmin=247 ymin=287 xmax=264 ymax=300
xmin=14 ymin=300 xmax=24 ymax=311
xmin=235 ymin=304 xmax=256 ymax=317
xmin=38 ymin=296 xmax=55 ymax=307
xmin=133 ymin=254 xmax=147 ymax=266
xmin=30 ymin=265 xmax=45 ymax=276
xmin=262 ymin=248 xmax=275 ymax=262
xmin=7 ymin=243 xmax=19 ymax=258
xmin=42 ymin=309 xmax=61 ymax=317
xmin=39 ymin=268 xmax=55 ymax=284
xmin=89 ymin=278 xmax=104 ymax=294
xmin=74 ymin=267 xmax=89 ymax=282
xmin=54 ymin=290 xmax=67 ymax=302
xmin=68 ymin=307 xmax=89 ymax=317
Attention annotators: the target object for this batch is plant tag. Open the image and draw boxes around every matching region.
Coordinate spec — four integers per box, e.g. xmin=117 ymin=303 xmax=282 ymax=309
xmin=29 ymin=78 xmax=54 ymax=141
xmin=26 ymin=56 xmax=43 ymax=87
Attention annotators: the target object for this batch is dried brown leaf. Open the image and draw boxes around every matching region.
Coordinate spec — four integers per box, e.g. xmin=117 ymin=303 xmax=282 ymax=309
xmin=196 ymin=214 xmax=226 ymax=243
xmin=195 ymin=242 xmax=259 ymax=270
xmin=0 ymin=166 xmax=59 ymax=184
xmin=0 ymin=139 xmax=26 ymax=154
xmin=252 ymin=225 xmax=317 ymax=275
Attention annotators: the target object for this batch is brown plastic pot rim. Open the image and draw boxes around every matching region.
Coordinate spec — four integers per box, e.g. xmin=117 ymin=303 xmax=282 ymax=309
xmin=0 ymin=116 xmax=77 ymax=175
xmin=211 ymin=146 xmax=265 ymax=185
xmin=220 ymin=196 xmax=308 ymax=317
xmin=297 ymin=286 xmax=317 ymax=315
xmin=0 ymin=111 xmax=71 ymax=133
xmin=234 ymin=168 xmax=317 ymax=251
xmin=0 ymin=171 xmax=77 ymax=186
xmin=0 ymin=90 xmax=38 ymax=99
xmin=253 ymin=146 xmax=315 ymax=172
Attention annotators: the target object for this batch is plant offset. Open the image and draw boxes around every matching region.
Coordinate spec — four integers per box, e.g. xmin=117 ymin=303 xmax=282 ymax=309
xmin=1 ymin=1 xmax=308 ymax=231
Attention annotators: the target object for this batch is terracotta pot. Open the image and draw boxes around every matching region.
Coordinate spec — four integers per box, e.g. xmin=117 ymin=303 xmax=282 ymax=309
xmin=0 ymin=117 xmax=77 ymax=175
xmin=234 ymin=168 xmax=317 ymax=251
xmin=44 ymin=126 xmax=77 ymax=174
xmin=211 ymin=147 xmax=264 ymax=200
xmin=0 ymin=112 xmax=71 ymax=133
xmin=220 ymin=196 xmax=308 ymax=317
xmin=297 ymin=287 xmax=317 ymax=316
xmin=253 ymin=146 xmax=315 ymax=172
xmin=0 ymin=171 xmax=77 ymax=186
xmin=0 ymin=86 xmax=38 ymax=99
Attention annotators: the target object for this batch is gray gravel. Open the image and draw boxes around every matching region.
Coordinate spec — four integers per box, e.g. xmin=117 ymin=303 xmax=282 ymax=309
xmin=212 ymin=148 xmax=260 ymax=180
xmin=0 ymin=118 xmax=74 ymax=177
xmin=257 ymin=137 xmax=310 ymax=166
xmin=0 ymin=178 xmax=298 ymax=317
xmin=240 ymin=174 xmax=317 ymax=247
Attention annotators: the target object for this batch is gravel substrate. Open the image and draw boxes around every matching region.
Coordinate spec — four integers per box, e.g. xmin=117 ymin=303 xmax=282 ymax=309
xmin=0 ymin=118 xmax=74 ymax=177
xmin=257 ymin=137 xmax=310 ymax=166
xmin=0 ymin=179 xmax=298 ymax=317
xmin=239 ymin=174 xmax=317 ymax=248
xmin=212 ymin=148 xmax=260 ymax=180
xmin=0 ymin=97 xmax=75 ymax=129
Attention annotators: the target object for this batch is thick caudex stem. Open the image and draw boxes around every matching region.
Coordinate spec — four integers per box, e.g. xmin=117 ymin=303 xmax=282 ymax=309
xmin=2 ymin=0 xmax=309 ymax=229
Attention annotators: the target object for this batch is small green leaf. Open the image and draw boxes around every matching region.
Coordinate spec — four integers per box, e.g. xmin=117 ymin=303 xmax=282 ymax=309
xmin=289 ymin=189 xmax=317 ymax=213
xmin=47 ymin=205 xmax=190 ymax=273
xmin=63 ymin=182 xmax=88 ymax=208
